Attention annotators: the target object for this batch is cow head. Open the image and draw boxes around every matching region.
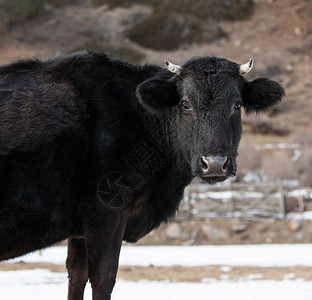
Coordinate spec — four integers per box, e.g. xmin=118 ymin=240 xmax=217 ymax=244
xmin=136 ymin=56 xmax=284 ymax=184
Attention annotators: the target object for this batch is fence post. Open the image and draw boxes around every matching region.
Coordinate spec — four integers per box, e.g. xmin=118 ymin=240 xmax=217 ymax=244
xmin=279 ymin=181 xmax=287 ymax=218
xmin=230 ymin=182 xmax=235 ymax=213
xmin=184 ymin=185 xmax=193 ymax=220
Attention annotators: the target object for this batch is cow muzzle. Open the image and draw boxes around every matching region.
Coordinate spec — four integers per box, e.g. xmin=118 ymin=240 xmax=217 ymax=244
xmin=200 ymin=156 xmax=231 ymax=178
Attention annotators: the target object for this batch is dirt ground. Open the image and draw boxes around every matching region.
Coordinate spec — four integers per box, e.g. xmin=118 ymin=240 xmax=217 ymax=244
xmin=134 ymin=218 xmax=312 ymax=245
xmin=1 ymin=261 xmax=311 ymax=282
xmin=1 ymin=217 xmax=312 ymax=283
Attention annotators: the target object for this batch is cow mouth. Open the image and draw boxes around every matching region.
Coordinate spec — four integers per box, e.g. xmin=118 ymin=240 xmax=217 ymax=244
xmin=200 ymin=175 xmax=229 ymax=185
xmin=200 ymin=168 xmax=237 ymax=184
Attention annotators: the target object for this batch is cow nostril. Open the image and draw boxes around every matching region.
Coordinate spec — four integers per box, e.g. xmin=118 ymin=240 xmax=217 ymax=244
xmin=200 ymin=156 xmax=228 ymax=177
xmin=222 ymin=156 xmax=228 ymax=171
xmin=200 ymin=156 xmax=209 ymax=172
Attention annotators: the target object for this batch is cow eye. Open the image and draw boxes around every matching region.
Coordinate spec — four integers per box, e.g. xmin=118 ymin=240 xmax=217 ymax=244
xmin=181 ymin=100 xmax=192 ymax=111
xmin=234 ymin=102 xmax=242 ymax=110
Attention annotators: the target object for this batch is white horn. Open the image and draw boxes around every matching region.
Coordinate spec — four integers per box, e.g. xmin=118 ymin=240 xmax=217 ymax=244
xmin=165 ymin=60 xmax=182 ymax=75
xmin=239 ymin=58 xmax=254 ymax=75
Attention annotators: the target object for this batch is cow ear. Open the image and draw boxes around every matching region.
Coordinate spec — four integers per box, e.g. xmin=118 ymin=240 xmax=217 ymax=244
xmin=242 ymin=78 xmax=285 ymax=113
xmin=136 ymin=78 xmax=179 ymax=112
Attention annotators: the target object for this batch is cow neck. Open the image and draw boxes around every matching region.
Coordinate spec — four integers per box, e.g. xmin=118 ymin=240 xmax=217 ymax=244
xmin=115 ymin=62 xmax=178 ymax=172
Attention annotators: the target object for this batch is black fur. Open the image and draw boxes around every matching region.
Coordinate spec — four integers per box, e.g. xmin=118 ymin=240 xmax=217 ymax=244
xmin=0 ymin=52 xmax=284 ymax=299
xmin=243 ymin=78 xmax=285 ymax=113
xmin=136 ymin=74 xmax=179 ymax=113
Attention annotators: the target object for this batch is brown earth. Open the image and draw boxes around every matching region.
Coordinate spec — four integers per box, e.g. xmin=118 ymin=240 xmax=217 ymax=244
xmin=0 ymin=0 xmax=312 ymax=247
xmin=2 ymin=217 xmax=311 ymax=283
xmin=1 ymin=0 xmax=311 ymax=181
xmin=0 ymin=0 xmax=311 ymax=139
xmin=135 ymin=218 xmax=312 ymax=246
xmin=1 ymin=261 xmax=311 ymax=282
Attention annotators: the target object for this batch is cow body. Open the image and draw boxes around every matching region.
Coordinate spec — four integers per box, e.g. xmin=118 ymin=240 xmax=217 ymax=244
xmin=0 ymin=52 xmax=284 ymax=299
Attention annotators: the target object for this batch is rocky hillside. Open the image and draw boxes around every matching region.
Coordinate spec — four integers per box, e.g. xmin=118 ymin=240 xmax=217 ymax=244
xmin=0 ymin=0 xmax=311 ymax=184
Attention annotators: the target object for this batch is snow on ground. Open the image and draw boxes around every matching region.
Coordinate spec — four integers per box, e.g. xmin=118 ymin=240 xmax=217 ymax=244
xmin=8 ymin=244 xmax=312 ymax=267
xmin=199 ymin=191 xmax=265 ymax=200
xmin=1 ymin=269 xmax=312 ymax=300
xmin=288 ymin=211 xmax=312 ymax=220
xmin=119 ymin=244 xmax=312 ymax=267
xmin=3 ymin=244 xmax=312 ymax=300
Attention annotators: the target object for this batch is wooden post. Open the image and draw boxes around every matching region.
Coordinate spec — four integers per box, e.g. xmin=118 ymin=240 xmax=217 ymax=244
xmin=184 ymin=185 xmax=193 ymax=220
xmin=279 ymin=181 xmax=287 ymax=218
xmin=230 ymin=182 xmax=235 ymax=213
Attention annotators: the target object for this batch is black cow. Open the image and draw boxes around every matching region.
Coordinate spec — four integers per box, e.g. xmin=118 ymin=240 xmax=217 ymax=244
xmin=0 ymin=52 xmax=284 ymax=299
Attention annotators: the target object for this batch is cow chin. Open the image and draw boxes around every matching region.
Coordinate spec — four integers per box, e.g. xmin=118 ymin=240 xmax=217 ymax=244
xmin=200 ymin=175 xmax=229 ymax=185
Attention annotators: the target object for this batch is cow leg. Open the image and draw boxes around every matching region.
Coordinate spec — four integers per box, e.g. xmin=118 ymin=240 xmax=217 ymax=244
xmin=85 ymin=208 xmax=127 ymax=300
xmin=66 ymin=238 xmax=89 ymax=300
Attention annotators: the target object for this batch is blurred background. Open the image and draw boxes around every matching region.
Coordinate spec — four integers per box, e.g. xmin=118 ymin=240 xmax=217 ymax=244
xmin=1 ymin=0 xmax=312 ymax=299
